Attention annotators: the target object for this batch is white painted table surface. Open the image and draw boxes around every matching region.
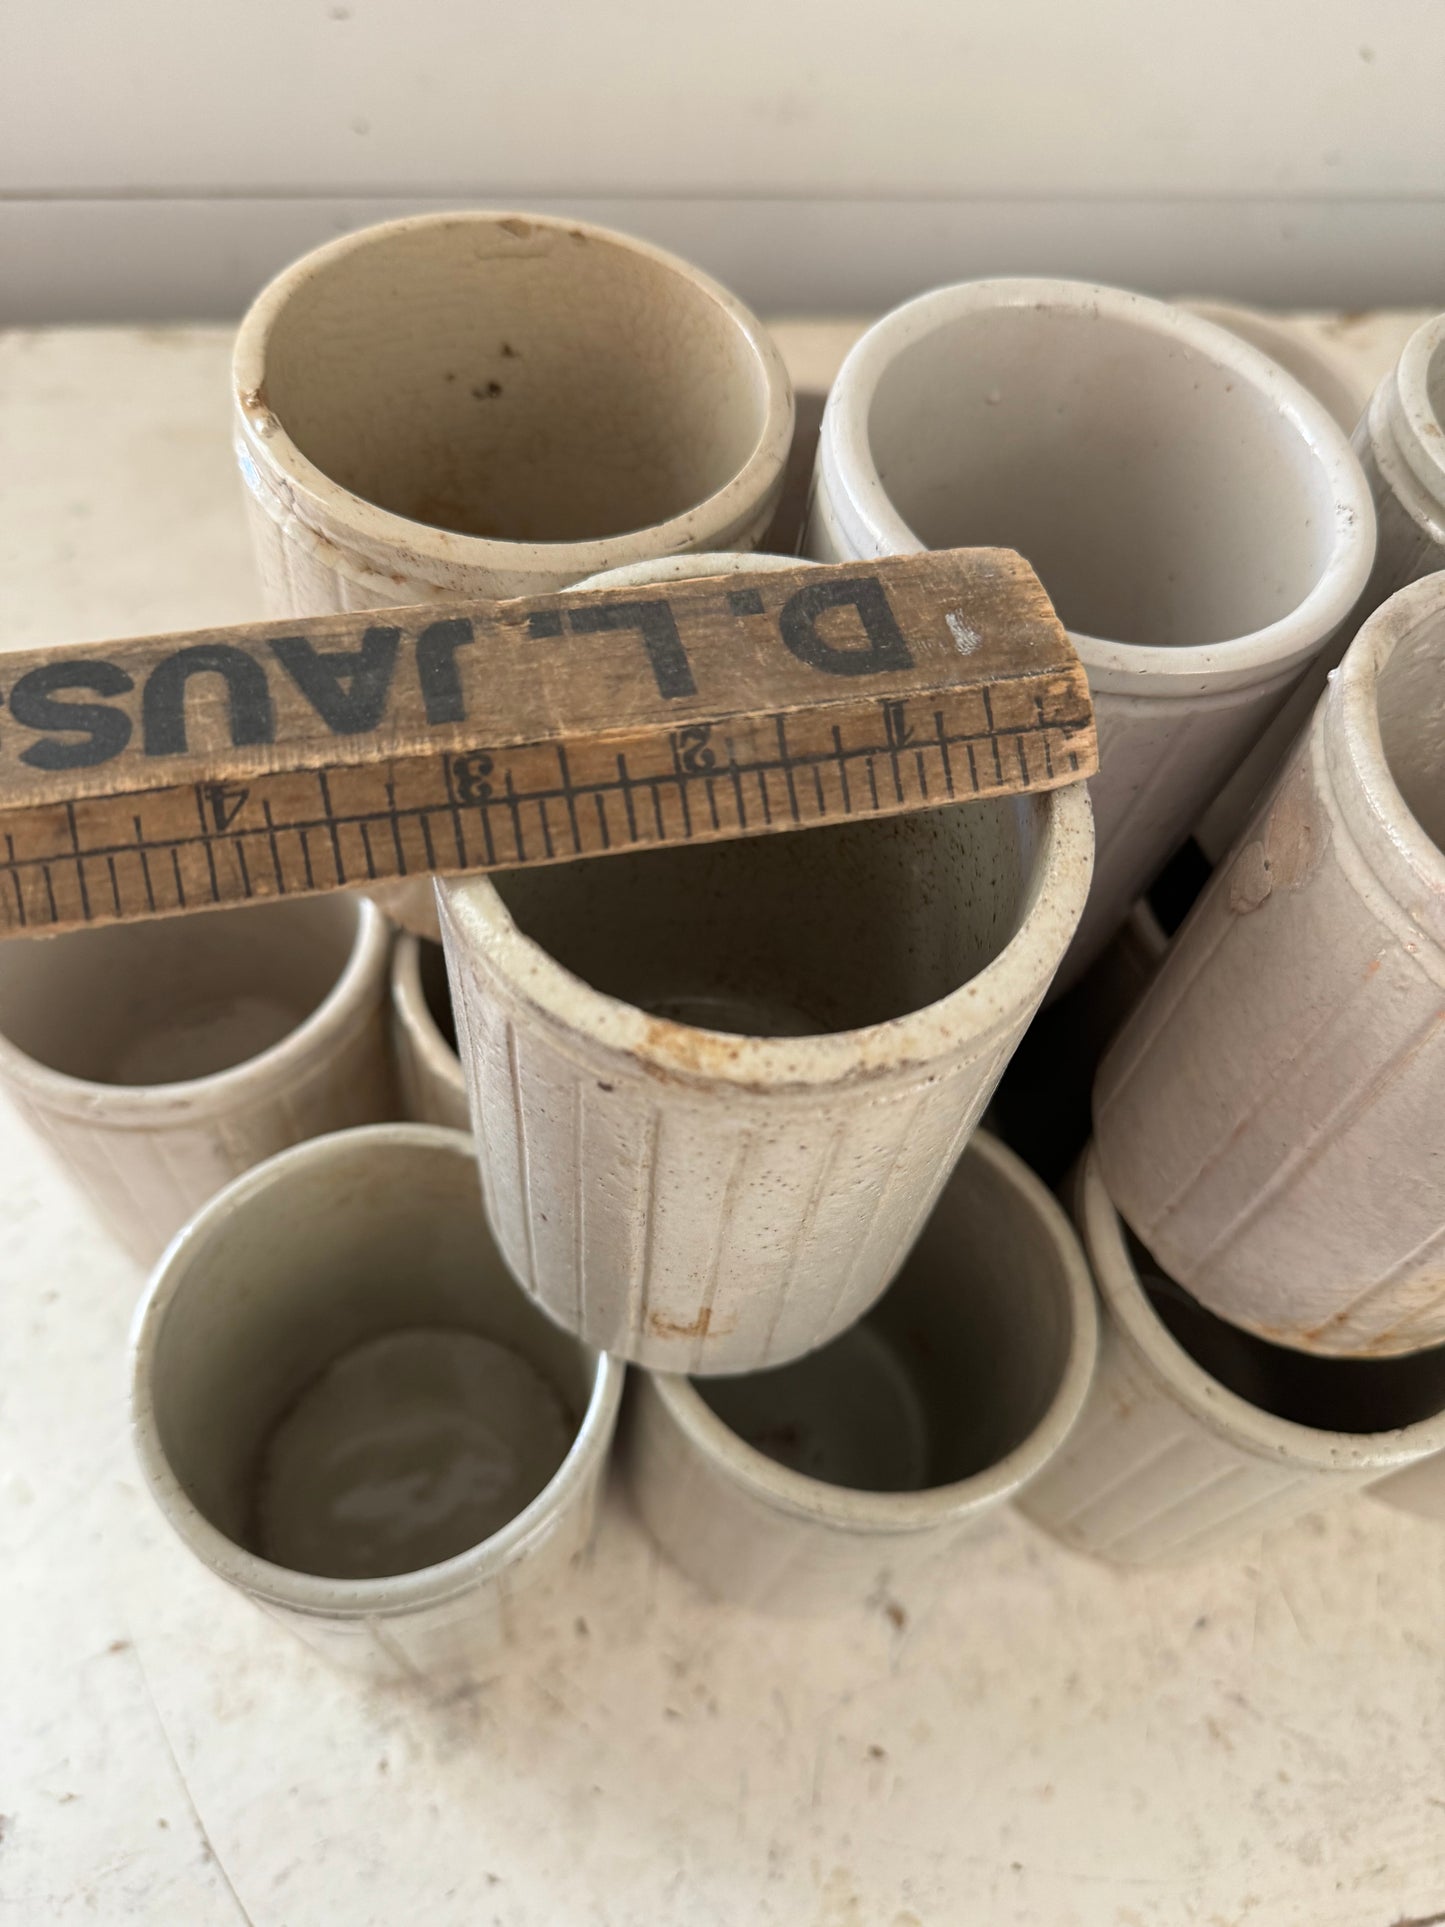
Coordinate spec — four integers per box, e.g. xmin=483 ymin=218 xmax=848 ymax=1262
xmin=3 ymin=315 xmax=1445 ymax=1927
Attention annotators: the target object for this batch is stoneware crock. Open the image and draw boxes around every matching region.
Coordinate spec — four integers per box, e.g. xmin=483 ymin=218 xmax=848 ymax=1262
xmin=437 ymin=536 xmax=1094 ymax=1375
xmin=627 ymin=1130 xmax=1098 ymax=1611
xmin=390 ymin=933 xmax=469 ymax=1133
xmin=130 ymin=1125 xmax=624 ymax=1680
xmin=1016 ymin=1147 xmax=1445 ymax=1565
xmin=0 ymin=895 xmax=392 ymax=1266
xmin=805 ymin=279 xmax=1376 ymax=984
xmin=1196 ymin=308 xmax=1445 ymax=860
xmin=1095 ymin=574 xmax=1445 ymax=1356
xmin=234 ymin=211 xmax=795 ymax=937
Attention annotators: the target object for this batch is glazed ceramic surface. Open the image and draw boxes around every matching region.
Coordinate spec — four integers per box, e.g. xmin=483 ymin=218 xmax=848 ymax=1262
xmin=1096 ymin=575 xmax=1445 ymax=1356
xmin=806 ymin=279 xmax=1375 ymax=983
xmin=390 ymin=933 xmax=470 ymax=1132
xmin=0 ymin=895 xmax=392 ymax=1266
xmin=627 ymin=1131 xmax=1097 ymax=1611
xmin=440 ymin=758 xmax=1092 ymax=1374
xmin=233 ymin=212 xmax=793 ymax=940
xmin=1016 ymin=1148 xmax=1445 ymax=1565
xmin=234 ymin=211 xmax=793 ymax=614
xmin=1196 ymin=309 xmax=1445 ymax=861
xmin=130 ymin=1125 xmax=623 ymax=1679
xmin=1178 ymin=299 xmax=1368 ymax=433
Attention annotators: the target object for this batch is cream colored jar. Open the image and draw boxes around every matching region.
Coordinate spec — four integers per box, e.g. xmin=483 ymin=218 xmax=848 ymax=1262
xmin=1016 ymin=1148 xmax=1445 ymax=1565
xmin=440 ymin=776 xmax=1092 ymax=1374
xmin=1096 ymin=575 xmax=1445 ymax=1355
xmin=0 ymin=896 xmax=392 ymax=1266
xmin=627 ymin=1131 xmax=1097 ymax=1612
xmin=807 ymin=279 xmax=1375 ymax=984
xmin=234 ymin=212 xmax=795 ymax=937
xmin=130 ymin=1125 xmax=623 ymax=1680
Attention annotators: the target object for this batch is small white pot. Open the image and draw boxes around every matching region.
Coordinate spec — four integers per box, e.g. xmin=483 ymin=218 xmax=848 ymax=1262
xmin=390 ymin=933 xmax=469 ymax=1133
xmin=234 ymin=213 xmax=794 ymax=942
xmin=1016 ymin=1147 xmax=1445 ymax=1565
xmin=439 ymin=749 xmax=1092 ymax=1375
xmin=626 ymin=1131 xmax=1097 ymax=1612
xmin=805 ymin=279 xmax=1375 ymax=984
xmin=1096 ymin=574 xmax=1445 ymax=1356
xmin=1196 ymin=309 xmax=1445 ymax=863
xmin=233 ymin=211 xmax=794 ymax=616
xmin=130 ymin=1125 xmax=623 ymax=1680
xmin=0 ymin=896 xmax=393 ymax=1266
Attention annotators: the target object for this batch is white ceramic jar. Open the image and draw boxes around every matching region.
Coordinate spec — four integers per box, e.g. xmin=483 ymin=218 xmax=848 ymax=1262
xmin=130 ymin=1125 xmax=624 ymax=1680
xmin=439 ymin=768 xmax=1093 ymax=1375
xmin=806 ymin=279 xmax=1376 ymax=982
xmin=234 ymin=212 xmax=795 ymax=938
xmin=0 ymin=896 xmax=392 ymax=1266
xmin=390 ymin=933 xmax=469 ymax=1133
xmin=1015 ymin=1147 xmax=1445 ymax=1566
xmin=1096 ymin=573 xmax=1445 ymax=1356
xmin=1196 ymin=310 xmax=1445 ymax=863
xmin=1356 ymin=311 xmax=1445 ymax=610
xmin=627 ymin=1131 xmax=1098 ymax=1612
xmin=234 ymin=212 xmax=794 ymax=615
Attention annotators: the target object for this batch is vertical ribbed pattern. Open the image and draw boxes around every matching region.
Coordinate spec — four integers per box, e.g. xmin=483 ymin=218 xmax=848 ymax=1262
xmin=445 ymin=904 xmax=1049 ymax=1374
xmin=1096 ymin=713 xmax=1445 ymax=1354
xmin=1015 ymin=1308 xmax=1355 ymax=1566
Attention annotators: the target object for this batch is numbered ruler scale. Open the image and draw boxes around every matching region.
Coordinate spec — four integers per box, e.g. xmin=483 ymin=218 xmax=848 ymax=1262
xmin=0 ymin=551 xmax=1096 ymax=938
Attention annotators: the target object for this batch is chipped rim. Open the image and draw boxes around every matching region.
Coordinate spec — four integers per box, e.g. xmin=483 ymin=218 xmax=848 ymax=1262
xmin=640 ymin=1130 xmax=1100 ymax=1533
xmin=815 ymin=278 xmax=1377 ymax=699
xmin=129 ymin=1125 xmax=625 ymax=1619
xmin=233 ymin=211 xmax=795 ymax=593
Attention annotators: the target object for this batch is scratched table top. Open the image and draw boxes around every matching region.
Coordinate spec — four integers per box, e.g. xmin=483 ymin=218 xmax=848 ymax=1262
xmin=3 ymin=313 xmax=1444 ymax=1927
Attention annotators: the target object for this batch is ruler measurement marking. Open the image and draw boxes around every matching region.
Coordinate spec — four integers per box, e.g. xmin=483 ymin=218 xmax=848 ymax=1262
xmin=297 ymin=823 xmax=316 ymax=891
xmin=234 ymin=836 xmax=253 ymax=895
xmin=317 ymin=770 xmax=346 ymax=887
xmin=65 ymin=802 xmax=92 ymax=924
xmin=616 ymin=754 xmax=639 ymax=842
xmin=262 ymin=799 xmax=287 ymax=893
xmin=6 ymin=838 xmax=26 ymax=928
xmin=776 ymin=716 xmax=801 ymax=826
xmin=0 ymin=703 xmax=1091 ymax=878
xmin=593 ymin=792 xmax=611 ymax=850
xmin=384 ymin=781 xmax=407 ymax=878
xmin=555 ymin=745 xmax=582 ymax=854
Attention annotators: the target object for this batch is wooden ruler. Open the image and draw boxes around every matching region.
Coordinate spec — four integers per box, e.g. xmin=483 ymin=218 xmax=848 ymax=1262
xmin=0 ymin=550 xmax=1095 ymax=938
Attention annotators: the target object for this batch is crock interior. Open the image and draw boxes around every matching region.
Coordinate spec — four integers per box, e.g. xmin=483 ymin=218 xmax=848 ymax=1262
xmin=261 ymin=219 xmax=771 ymax=543
xmin=417 ymin=937 xmax=459 ymax=1053
xmin=699 ymin=1144 xmax=1076 ymax=1491
xmin=148 ymin=1136 xmax=594 ymax=1573
xmin=865 ymin=301 xmax=1339 ymax=648
xmin=0 ymin=896 xmax=359 ymax=1084
xmin=488 ymin=795 xmax=1047 ymax=1037
xmin=1129 ymin=1232 xmax=1445 ymax=1433
xmin=1374 ymin=606 xmax=1445 ymax=852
